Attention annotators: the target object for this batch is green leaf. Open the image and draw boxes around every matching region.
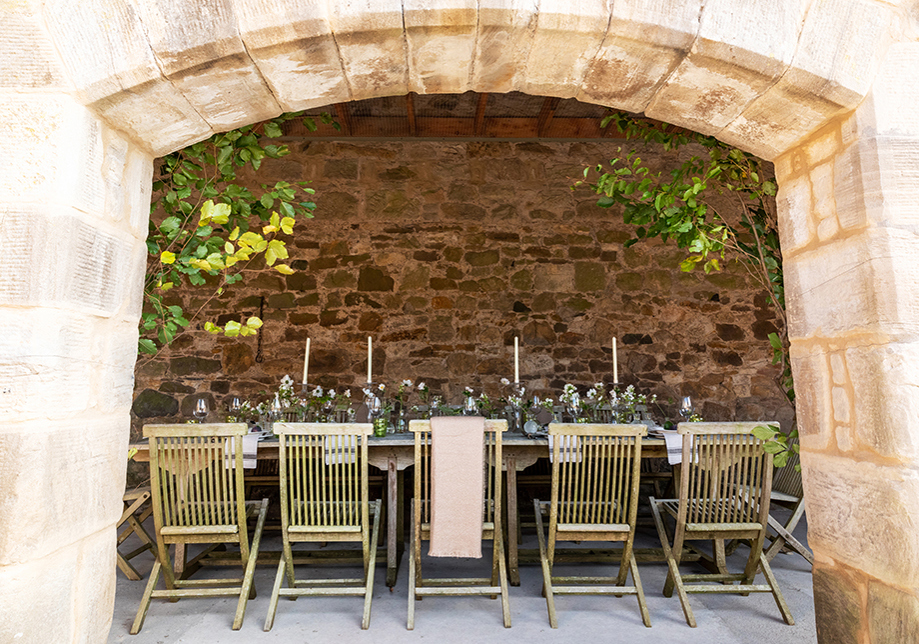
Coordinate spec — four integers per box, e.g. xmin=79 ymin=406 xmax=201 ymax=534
xmin=596 ymin=196 xmax=615 ymax=208
xmin=773 ymin=451 xmax=790 ymax=467
xmin=138 ymin=338 xmax=158 ymax=354
xmin=768 ymin=332 xmax=783 ymax=351
xmin=763 ymin=441 xmax=785 ymax=454
xmin=264 ymin=122 xmax=283 ymax=138
xmin=751 ymin=425 xmax=778 ymax=440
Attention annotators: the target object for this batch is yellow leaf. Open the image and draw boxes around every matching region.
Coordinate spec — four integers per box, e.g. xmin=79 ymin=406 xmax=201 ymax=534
xmin=229 ymin=226 xmax=240 ymax=241
xmin=262 ymin=223 xmax=278 ymax=235
xmin=160 ymin=251 xmax=176 ymax=264
xmin=246 ymin=316 xmax=263 ymax=329
xmin=265 ymin=246 xmax=277 ymax=266
xmin=210 ymin=202 xmax=230 ymax=224
xmin=191 ymin=259 xmax=211 ymax=270
xmin=159 ymin=281 xmax=173 ymax=291
xmin=270 ymin=212 xmax=280 ymax=229
xmin=280 ymin=217 xmax=295 ymax=235
xmin=238 ymin=231 xmax=262 ymax=248
xmin=268 ymin=239 xmax=288 ymax=261
xmin=199 ymin=199 xmax=216 ymax=225
xmin=224 ymin=242 xmax=234 ymax=254
xmin=204 ymin=321 xmax=220 ymax=334
xmin=225 ymin=255 xmax=238 ymax=268
xmin=274 ymin=264 xmax=294 ymax=275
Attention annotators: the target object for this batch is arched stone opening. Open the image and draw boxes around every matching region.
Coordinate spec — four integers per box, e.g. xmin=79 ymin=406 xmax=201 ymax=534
xmin=2 ymin=2 xmax=917 ymax=642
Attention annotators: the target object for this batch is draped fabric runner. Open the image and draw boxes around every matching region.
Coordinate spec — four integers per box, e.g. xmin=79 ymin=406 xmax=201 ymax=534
xmin=324 ymin=434 xmax=357 ymax=465
xmin=429 ymin=416 xmax=485 ymax=558
xmin=225 ymin=435 xmax=260 ymax=469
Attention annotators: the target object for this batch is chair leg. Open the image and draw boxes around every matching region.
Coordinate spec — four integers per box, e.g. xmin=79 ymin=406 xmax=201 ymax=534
xmin=407 ymin=500 xmax=417 ymax=631
xmin=629 ymin=553 xmax=651 ymax=628
xmin=759 ymin=552 xmax=795 ymax=625
xmin=495 ymin=528 xmax=511 ymax=628
xmin=362 ymin=500 xmax=382 ymax=630
xmin=533 ymin=500 xmax=558 ymax=629
xmin=650 ymin=498 xmax=695 ymax=627
xmin=233 ymin=499 xmax=268 ymax=630
xmin=130 ymin=559 xmax=161 ymax=634
xmin=263 ymin=554 xmax=287 ymax=632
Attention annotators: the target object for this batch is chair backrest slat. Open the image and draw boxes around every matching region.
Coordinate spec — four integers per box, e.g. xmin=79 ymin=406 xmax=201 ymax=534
xmin=274 ymin=423 xmax=372 ymax=530
xmin=677 ymin=422 xmax=775 ymax=525
xmin=144 ymin=424 xmax=248 ymax=533
xmin=548 ymin=423 xmax=645 ymax=531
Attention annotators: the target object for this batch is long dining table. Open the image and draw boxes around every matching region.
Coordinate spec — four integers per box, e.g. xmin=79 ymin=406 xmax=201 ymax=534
xmin=130 ymin=431 xmax=668 ymax=587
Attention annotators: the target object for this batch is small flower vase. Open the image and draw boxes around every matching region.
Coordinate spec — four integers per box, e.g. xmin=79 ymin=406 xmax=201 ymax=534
xmin=373 ymin=417 xmax=387 ymax=437
xmin=394 ymin=405 xmax=407 ymax=433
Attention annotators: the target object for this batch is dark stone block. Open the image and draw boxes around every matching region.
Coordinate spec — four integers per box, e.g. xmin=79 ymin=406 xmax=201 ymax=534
xmin=713 ymin=351 xmax=743 ymax=367
xmin=358 ymin=267 xmax=394 ymax=291
xmin=268 ymin=293 xmax=296 ymax=309
xmin=358 ymin=312 xmax=383 ymax=332
xmin=159 ymin=381 xmax=194 ymax=394
xmin=285 ymin=272 xmax=317 ymax=291
xmin=310 ymin=256 xmax=338 ymax=270
xmin=524 ymin=246 xmax=552 ymax=259
xmin=345 ymin=293 xmax=383 ymax=309
xmin=523 ymin=320 xmax=556 ymax=346
xmin=290 ymin=259 xmax=310 ymax=270
xmin=622 ymin=334 xmax=644 ymax=345
xmin=716 ymin=323 xmax=745 ymax=341
xmin=320 ymin=310 xmax=349 ymax=326
xmin=216 ymin=313 xmax=242 ymax=326
xmin=132 ymin=389 xmax=179 ymax=418
xmin=569 ymin=246 xmax=600 ymax=259
xmin=414 ymin=250 xmax=439 ymax=261
xmin=430 ymin=277 xmax=457 ymax=290
xmin=382 ymin=328 xmax=427 ymax=342
xmin=513 ymin=301 xmax=531 ymax=313
xmin=341 ymin=253 xmax=372 ymax=266
xmin=289 ymin=312 xmax=319 ymax=325
xmin=752 ymin=319 xmax=779 ymax=341
xmin=171 ymin=356 xmax=222 ymax=376
xmin=379 ymin=166 xmax=417 ymax=181
xmin=210 ymin=380 xmax=230 ymax=394
xmin=221 ymin=343 xmax=255 ymax=376
xmin=465 ymin=250 xmax=500 ymax=266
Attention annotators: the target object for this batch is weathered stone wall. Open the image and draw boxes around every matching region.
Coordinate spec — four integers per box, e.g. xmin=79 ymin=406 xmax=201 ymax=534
xmin=132 ymin=138 xmax=790 ymax=433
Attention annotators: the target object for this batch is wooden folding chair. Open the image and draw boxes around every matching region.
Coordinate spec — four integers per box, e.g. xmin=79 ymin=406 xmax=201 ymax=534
xmin=117 ymin=487 xmax=156 ymax=580
xmin=534 ymin=423 xmax=651 ymax=628
xmin=263 ymin=422 xmax=381 ymax=631
xmin=407 ymin=418 xmax=511 ymax=630
xmin=131 ymin=423 xmax=269 ymax=634
xmin=649 ymin=422 xmax=794 ymax=627
xmin=764 ymin=439 xmax=813 ymax=565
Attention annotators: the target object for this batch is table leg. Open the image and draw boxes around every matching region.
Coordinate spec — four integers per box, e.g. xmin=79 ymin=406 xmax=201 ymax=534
xmin=505 ymin=456 xmax=520 ymax=586
xmin=386 ymin=457 xmax=399 ymax=587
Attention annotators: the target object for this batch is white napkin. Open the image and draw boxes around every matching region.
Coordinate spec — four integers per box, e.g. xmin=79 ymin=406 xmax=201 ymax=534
xmin=324 ymin=434 xmax=357 ymax=465
xmin=662 ymin=431 xmax=685 ymax=465
xmin=548 ymin=434 xmax=582 ymax=463
xmin=225 ymin=434 xmax=259 ymax=469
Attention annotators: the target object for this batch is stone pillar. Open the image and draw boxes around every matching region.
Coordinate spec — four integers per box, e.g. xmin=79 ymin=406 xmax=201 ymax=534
xmin=0 ymin=10 xmax=152 ymax=639
xmin=777 ymin=42 xmax=919 ymax=644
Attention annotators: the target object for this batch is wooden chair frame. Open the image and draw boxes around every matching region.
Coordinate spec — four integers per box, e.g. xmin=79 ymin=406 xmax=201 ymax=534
xmin=649 ymin=422 xmax=794 ymax=627
xmin=117 ymin=487 xmax=156 ymax=580
xmin=534 ymin=423 xmax=651 ymax=628
xmin=764 ymin=439 xmax=813 ymax=565
xmin=264 ymin=423 xmax=381 ymax=631
xmin=132 ymin=423 xmax=269 ymax=634
xmin=407 ymin=419 xmax=511 ymax=630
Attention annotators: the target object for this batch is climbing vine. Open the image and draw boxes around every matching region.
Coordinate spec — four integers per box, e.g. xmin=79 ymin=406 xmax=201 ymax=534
xmin=140 ymin=111 xmax=338 ymax=357
xmin=577 ymin=113 xmax=797 ymax=466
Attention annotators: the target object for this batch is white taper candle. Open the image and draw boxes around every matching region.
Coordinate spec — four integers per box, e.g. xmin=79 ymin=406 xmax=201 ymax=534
xmin=367 ymin=336 xmax=373 ymax=383
xmin=613 ymin=337 xmax=618 ymax=383
xmin=302 ymin=337 xmax=310 ymax=384
xmin=514 ymin=336 xmax=520 ymax=383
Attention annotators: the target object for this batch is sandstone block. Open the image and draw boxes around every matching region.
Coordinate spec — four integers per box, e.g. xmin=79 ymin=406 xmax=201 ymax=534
xmin=788 ymin=345 xmax=832 ymax=450
xmin=0 ymin=3 xmax=68 ymax=90
xmin=0 ymin=415 xmax=127 ymax=564
xmin=473 ymin=2 xmax=538 ymax=93
xmin=404 ymin=0 xmax=477 ymax=94
xmin=812 ymin=562 xmax=865 ymax=644
xmin=804 ymin=453 xmax=919 ymax=589
xmin=868 ymin=581 xmax=919 ymax=644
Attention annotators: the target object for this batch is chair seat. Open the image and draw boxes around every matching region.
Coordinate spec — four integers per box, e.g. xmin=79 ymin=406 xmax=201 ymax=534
xmin=557 ymin=522 xmax=630 ymax=533
xmin=161 ymin=525 xmax=238 ymax=536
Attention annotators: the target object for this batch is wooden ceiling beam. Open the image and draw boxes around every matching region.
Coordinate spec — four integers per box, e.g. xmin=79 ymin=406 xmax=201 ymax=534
xmin=474 ymin=92 xmax=489 ymax=136
xmin=334 ymin=103 xmax=353 ymax=136
xmin=536 ymin=97 xmax=561 ymax=137
xmin=406 ymin=93 xmax=417 ymax=136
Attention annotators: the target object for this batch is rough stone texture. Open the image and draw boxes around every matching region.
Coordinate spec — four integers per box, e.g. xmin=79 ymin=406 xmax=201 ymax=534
xmin=812 ymin=560 xmax=865 ymax=644
xmin=134 ymin=139 xmax=789 ymax=436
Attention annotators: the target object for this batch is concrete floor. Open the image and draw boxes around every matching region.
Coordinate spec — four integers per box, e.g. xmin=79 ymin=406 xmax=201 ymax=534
xmin=109 ymin=508 xmax=816 ymax=644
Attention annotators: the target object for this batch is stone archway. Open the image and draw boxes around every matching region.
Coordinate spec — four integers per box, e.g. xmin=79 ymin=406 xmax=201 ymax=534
xmin=1 ymin=2 xmax=916 ymax=642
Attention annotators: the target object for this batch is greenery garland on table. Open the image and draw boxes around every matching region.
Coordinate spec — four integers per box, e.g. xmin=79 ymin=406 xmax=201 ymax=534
xmin=139 ymin=111 xmax=338 ymax=359
xmin=576 ymin=113 xmax=798 ymax=468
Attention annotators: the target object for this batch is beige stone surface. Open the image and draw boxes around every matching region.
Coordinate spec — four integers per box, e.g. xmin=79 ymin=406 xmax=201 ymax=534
xmin=327 ymin=0 xmax=409 ymax=100
xmin=0 ymin=0 xmax=69 ymax=90
xmin=803 ymin=452 xmax=919 ymax=590
xmin=788 ymin=345 xmax=832 ymax=451
xmin=405 ymin=0 xmax=477 ymax=94
xmin=236 ymin=0 xmax=350 ymax=111
xmin=473 ymin=0 xmax=538 ymax=93
xmin=523 ymin=0 xmax=611 ymax=98
xmin=0 ymin=528 xmax=115 ymax=644
xmin=41 ymin=0 xmax=213 ymax=155
xmin=645 ymin=0 xmax=802 ymax=136
xmin=578 ymin=0 xmax=699 ymax=112
xmin=868 ymin=581 xmax=919 ymax=644
xmin=129 ymin=0 xmax=283 ymax=131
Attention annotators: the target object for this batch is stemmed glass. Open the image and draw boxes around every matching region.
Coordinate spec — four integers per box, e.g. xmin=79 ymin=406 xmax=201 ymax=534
xmin=463 ymin=395 xmax=477 ymax=416
xmin=193 ymin=398 xmax=209 ymax=423
xmin=228 ymin=396 xmax=241 ymax=421
xmin=368 ymin=394 xmax=385 ymax=436
xmin=679 ymin=396 xmax=695 ymax=420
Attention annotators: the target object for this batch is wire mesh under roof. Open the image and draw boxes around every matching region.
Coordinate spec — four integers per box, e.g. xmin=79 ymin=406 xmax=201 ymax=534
xmin=290 ymin=91 xmax=631 ymax=139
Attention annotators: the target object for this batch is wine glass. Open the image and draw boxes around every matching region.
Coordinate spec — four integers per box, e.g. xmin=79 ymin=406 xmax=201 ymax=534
xmin=228 ymin=396 xmax=241 ymax=420
xmin=193 ymin=397 xmax=209 ymax=423
xmin=679 ymin=396 xmax=695 ymax=420
xmin=463 ymin=395 xmax=477 ymax=416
